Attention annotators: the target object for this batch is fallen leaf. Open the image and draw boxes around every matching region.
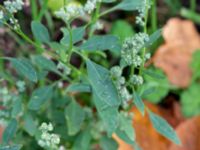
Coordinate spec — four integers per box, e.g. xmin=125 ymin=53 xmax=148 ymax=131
xmin=169 ymin=117 xmax=200 ymax=150
xmin=115 ymin=102 xmax=183 ymax=150
xmin=153 ymin=18 xmax=200 ymax=88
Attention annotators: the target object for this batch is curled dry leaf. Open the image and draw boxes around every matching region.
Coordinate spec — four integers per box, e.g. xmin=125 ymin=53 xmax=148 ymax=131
xmin=169 ymin=117 xmax=200 ymax=150
xmin=114 ymin=102 xmax=184 ymax=150
xmin=153 ymin=18 xmax=200 ymax=88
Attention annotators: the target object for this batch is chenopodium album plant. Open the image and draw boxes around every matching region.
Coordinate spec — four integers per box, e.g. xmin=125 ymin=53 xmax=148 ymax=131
xmin=0 ymin=0 xmax=181 ymax=149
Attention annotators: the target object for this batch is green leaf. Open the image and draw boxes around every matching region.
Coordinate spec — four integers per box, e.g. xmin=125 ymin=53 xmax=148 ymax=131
xmin=31 ymin=55 xmax=57 ymax=72
xmin=133 ymin=92 xmax=145 ymax=116
xmin=181 ymin=84 xmax=200 ymax=117
xmin=65 ymin=100 xmax=85 ymax=135
xmin=8 ymin=58 xmax=37 ymax=82
xmin=11 ymin=98 xmax=22 ymax=118
xmin=2 ymin=119 xmax=18 ymax=144
xmin=28 ymin=85 xmax=53 ymax=110
xmin=100 ymin=136 xmax=118 ymax=150
xmin=110 ymin=20 xmax=135 ymax=42
xmin=143 ymin=68 xmax=170 ymax=104
xmin=0 ymin=145 xmax=22 ymax=150
xmin=118 ymin=113 xmax=135 ymax=142
xmin=31 ymin=21 xmax=50 ymax=43
xmin=94 ymin=94 xmax=119 ymax=136
xmin=102 ymin=0 xmax=116 ymax=3
xmin=113 ymin=0 xmax=143 ymax=11
xmin=190 ymin=50 xmax=200 ymax=81
xmin=145 ymin=29 xmax=162 ymax=47
xmin=143 ymin=69 xmax=165 ymax=79
xmin=80 ymin=35 xmax=121 ymax=52
xmin=86 ymin=60 xmax=121 ymax=108
xmin=72 ymin=128 xmax=92 ymax=150
xmin=61 ymin=27 xmax=85 ymax=46
xmin=23 ymin=113 xmax=37 ymax=136
xmin=67 ymin=83 xmax=91 ymax=93
xmin=115 ymin=129 xmax=134 ymax=145
xmin=48 ymin=42 xmax=68 ymax=62
xmin=148 ymin=110 xmax=181 ymax=145
xmin=87 ymin=60 xmax=121 ymax=136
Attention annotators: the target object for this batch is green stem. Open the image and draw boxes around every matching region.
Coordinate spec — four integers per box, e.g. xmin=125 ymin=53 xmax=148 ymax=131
xmin=180 ymin=8 xmax=200 ymax=24
xmin=30 ymin=0 xmax=38 ymax=20
xmin=151 ymin=0 xmax=157 ymax=32
xmin=99 ymin=7 xmax=115 ymax=17
xmin=190 ymin=0 xmax=196 ymax=12
xmin=139 ymin=2 xmax=149 ymax=76
xmin=89 ymin=2 xmax=101 ymax=37
xmin=37 ymin=0 xmax=48 ymax=21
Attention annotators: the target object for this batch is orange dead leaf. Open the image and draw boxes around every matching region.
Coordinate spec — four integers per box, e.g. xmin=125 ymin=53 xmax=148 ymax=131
xmin=114 ymin=102 xmax=183 ymax=150
xmin=169 ymin=117 xmax=200 ymax=150
xmin=153 ymin=18 xmax=200 ymax=88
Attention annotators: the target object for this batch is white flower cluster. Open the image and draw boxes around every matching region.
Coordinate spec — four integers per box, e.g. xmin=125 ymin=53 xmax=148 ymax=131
xmin=84 ymin=0 xmax=102 ymax=14
xmin=57 ymin=62 xmax=71 ymax=75
xmin=4 ymin=0 xmax=24 ymax=14
xmin=110 ymin=66 xmax=131 ymax=108
xmin=93 ymin=21 xmax=104 ymax=30
xmin=38 ymin=123 xmax=60 ymax=149
xmin=145 ymin=53 xmax=151 ymax=61
xmin=0 ymin=87 xmax=12 ymax=106
xmin=55 ymin=0 xmax=102 ymax=22
xmin=136 ymin=0 xmax=151 ymax=26
xmin=121 ymin=33 xmax=149 ymax=67
xmin=0 ymin=0 xmax=24 ymax=29
xmin=16 ymin=80 xmax=26 ymax=92
xmin=55 ymin=2 xmax=84 ymax=22
xmin=130 ymin=75 xmax=143 ymax=85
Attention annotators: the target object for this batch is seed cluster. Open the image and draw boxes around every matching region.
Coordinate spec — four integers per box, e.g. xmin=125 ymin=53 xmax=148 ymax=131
xmin=55 ymin=2 xmax=84 ymax=22
xmin=38 ymin=123 xmax=60 ymax=149
xmin=121 ymin=33 xmax=149 ymax=67
xmin=55 ymin=0 xmax=102 ymax=22
xmin=0 ymin=0 xmax=24 ymax=30
xmin=136 ymin=0 xmax=151 ymax=26
xmin=4 ymin=0 xmax=24 ymax=14
xmin=110 ymin=66 xmax=131 ymax=108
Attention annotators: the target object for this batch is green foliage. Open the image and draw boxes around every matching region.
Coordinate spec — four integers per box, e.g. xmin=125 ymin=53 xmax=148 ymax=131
xmin=2 ymin=119 xmax=18 ymax=144
xmin=31 ymin=21 xmax=50 ymax=44
xmin=61 ymin=26 xmax=85 ymax=46
xmin=110 ymin=20 xmax=135 ymax=42
xmin=80 ymin=35 xmax=121 ymax=52
xmin=148 ymin=110 xmax=181 ymax=145
xmin=133 ymin=92 xmax=145 ymax=116
xmin=67 ymin=83 xmax=91 ymax=93
xmin=181 ymin=84 xmax=200 ymax=117
xmin=31 ymin=55 xmax=57 ymax=72
xmin=118 ymin=113 xmax=135 ymax=142
xmin=190 ymin=50 xmax=200 ymax=81
xmin=28 ymin=85 xmax=54 ymax=110
xmin=142 ymin=68 xmax=170 ymax=104
xmin=72 ymin=128 xmax=92 ymax=150
xmin=11 ymin=98 xmax=22 ymax=118
xmin=100 ymin=136 xmax=118 ymax=150
xmin=8 ymin=58 xmax=38 ymax=82
xmin=0 ymin=0 xmax=181 ymax=149
xmin=23 ymin=113 xmax=37 ymax=136
xmin=113 ymin=0 xmax=143 ymax=11
xmin=65 ymin=100 xmax=85 ymax=135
